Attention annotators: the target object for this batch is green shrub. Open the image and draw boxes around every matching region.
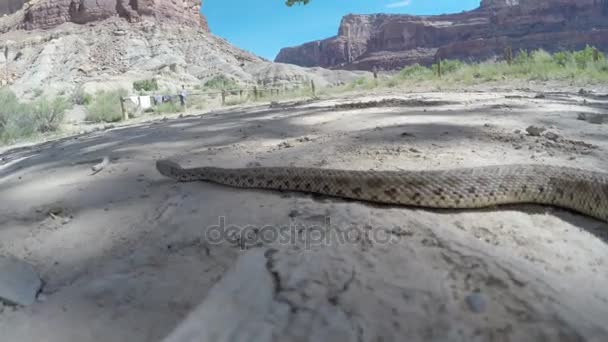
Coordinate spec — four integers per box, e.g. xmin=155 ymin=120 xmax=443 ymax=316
xmin=204 ymin=75 xmax=239 ymax=90
xmin=72 ymin=86 xmax=93 ymax=105
xmin=513 ymin=49 xmax=531 ymax=65
xmin=0 ymin=89 xmax=70 ymax=143
xmin=154 ymin=101 xmax=183 ymax=114
xmin=31 ymin=97 xmax=70 ymax=133
xmin=133 ymin=79 xmax=159 ymax=92
xmin=346 ymin=76 xmax=378 ymax=90
xmin=398 ymin=64 xmax=433 ymax=79
xmin=86 ymin=89 xmax=128 ymax=123
xmin=573 ymin=45 xmax=600 ymax=69
xmin=434 ymin=59 xmax=465 ymax=75
xmin=552 ymin=51 xmax=572 ymax=66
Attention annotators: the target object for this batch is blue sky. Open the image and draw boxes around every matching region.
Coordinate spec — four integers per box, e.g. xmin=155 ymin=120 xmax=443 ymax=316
xmin=203 ymin=0 xmax=481 ymax=60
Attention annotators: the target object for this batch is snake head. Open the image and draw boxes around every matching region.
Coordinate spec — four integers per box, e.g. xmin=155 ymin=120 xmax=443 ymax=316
xmin=156 ymin=159 xmax=182 ymax=179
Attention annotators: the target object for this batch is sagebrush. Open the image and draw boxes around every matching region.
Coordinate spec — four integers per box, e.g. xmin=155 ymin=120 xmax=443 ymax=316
xmin=133 ymin=79 xmax=159 ymax=92
xmin=86 ymin=89 xmax=128 ymax=123
xmin=0 ymin=89 xmax=70 ymax=143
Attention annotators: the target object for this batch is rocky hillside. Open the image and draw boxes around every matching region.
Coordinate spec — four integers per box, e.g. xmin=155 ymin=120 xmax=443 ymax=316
xmin=0 ymin=0 xmax=207 ymax=32
xmin=0 ymin=0 xmax=363 ymax=99
xmin=275 ymin=0 xmax=608 ymax=71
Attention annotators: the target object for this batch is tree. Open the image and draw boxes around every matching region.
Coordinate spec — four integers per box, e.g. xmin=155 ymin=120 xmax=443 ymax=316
xmin=286 ymin=0 xmax=310 ymax=6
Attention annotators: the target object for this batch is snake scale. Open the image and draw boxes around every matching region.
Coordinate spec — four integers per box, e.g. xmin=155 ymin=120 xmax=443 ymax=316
xmin=156 ymin=160 xmax=608 ymax=222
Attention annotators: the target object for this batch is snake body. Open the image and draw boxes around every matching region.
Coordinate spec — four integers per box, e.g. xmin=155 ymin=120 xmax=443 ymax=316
xmin=156 ymin=160 xmax=608 ymax=222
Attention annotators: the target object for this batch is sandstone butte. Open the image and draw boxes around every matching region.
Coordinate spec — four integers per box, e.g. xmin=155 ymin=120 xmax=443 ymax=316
xmin=275 ymin=0 xmax=608 ymax=71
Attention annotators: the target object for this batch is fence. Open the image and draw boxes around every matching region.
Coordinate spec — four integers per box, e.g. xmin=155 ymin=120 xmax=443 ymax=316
xmin=120 ymin=80 xmax=318 ymax=120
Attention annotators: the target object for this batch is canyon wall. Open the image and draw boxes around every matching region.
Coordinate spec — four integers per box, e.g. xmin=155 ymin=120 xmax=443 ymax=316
xmin=275 ymin=0 xmax=608 ymax=70
xmin=0 ymin=0 xmax=208 ymax=33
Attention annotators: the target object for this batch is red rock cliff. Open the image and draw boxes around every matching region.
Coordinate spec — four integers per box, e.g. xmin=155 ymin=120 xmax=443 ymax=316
xmin=0 ymin=0 xmax=208 ymax=32
xmin=275 ymin=0 xmax=608 ymax=70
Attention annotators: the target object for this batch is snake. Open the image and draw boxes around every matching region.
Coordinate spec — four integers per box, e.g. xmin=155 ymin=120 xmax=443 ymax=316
xmin=156 ymin=160 xmax=608 ymax=222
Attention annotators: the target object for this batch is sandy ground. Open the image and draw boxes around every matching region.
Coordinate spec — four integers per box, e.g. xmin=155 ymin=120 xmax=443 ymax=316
xmin=0 ymin=86 xmax=607 ymax=341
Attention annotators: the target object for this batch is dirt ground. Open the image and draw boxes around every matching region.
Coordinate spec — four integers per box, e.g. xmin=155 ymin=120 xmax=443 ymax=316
xmin=0 ymin=85 xmax=607 ymax=341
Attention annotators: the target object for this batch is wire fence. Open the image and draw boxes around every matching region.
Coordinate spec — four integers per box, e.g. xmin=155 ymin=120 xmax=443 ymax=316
xmin=120 ymin=81 xmax=317 ymax=120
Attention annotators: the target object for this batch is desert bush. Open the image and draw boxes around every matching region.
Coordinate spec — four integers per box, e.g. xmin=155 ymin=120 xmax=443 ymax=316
xmin=345 ymin=76 xmax=378 ymax=90
xmin=86 ymin=89 xmax=128 ymax=123
xmin=224 ymin=97 xmax=249 ymax=106
xmin=204 ymin=75 xmax=239 ymax=90
xmin=398 ymin=64 xmax=433 ymax=79
xmin=513 ymin=49 xmax=531 ymax=65
xmin=0 ymin=89 xmax=70 ymax=143
xmin=434 ymin=59 xmax=465 ymax=75
xmin=530 ymin=49 xmax=553 ymax=64
xmin=552 ymin=51 xmax=572 ymax=67
xmin=154 ymin=101 xmax=183 ymax=114
xmin=133 ymin=79 xmax=159 ymax=92
xmin=31 ymin=97 xmax=71 ymax=133
xmin=72 ymin=86 xmax=93 ymax=105
xmin=439 ymin=47 xmax=607 ymax=83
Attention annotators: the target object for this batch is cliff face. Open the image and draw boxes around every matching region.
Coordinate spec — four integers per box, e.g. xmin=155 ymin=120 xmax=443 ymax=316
xmin=0 ymin=0 xmax=208 ymax=33
xmin=275 ymin=0 xmax=608 ymax=70
xmin=0 ymin=0 xmax=365 ymax=99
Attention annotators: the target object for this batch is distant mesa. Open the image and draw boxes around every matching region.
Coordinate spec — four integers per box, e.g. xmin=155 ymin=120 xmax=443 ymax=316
xmin=275 ymin=0 xmax=608 ymax=71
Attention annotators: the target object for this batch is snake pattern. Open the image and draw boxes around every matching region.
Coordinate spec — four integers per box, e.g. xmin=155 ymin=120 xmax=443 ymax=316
xmin=156 ymin=160 xmax=608 ymax=222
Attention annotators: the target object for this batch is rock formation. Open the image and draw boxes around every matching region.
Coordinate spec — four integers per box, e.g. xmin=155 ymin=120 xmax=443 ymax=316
xmin=275 ymin=0 xmax=608 ymax=71
xmin=0 ymin=0 xmax=208 ymax=33
xmin=0 ymin=0 xmax=364 ymax=98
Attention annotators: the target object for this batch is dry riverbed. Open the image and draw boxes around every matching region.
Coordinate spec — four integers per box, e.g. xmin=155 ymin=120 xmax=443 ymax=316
xmin=0 ymin=87 xmax=607 ymax=341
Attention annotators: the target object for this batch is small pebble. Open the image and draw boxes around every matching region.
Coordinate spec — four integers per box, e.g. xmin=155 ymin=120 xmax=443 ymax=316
xmin=466 ymin=292 xmax=487 ymax=313
xmin=526 ymin=126 xmax=546 ymax=137
xmin=544 ymin=132 xmax=560 ymax=141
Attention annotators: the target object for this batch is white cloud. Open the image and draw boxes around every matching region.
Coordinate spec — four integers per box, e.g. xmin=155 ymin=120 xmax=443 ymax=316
xmin=386 ymin=0 xmax=412 ymax=8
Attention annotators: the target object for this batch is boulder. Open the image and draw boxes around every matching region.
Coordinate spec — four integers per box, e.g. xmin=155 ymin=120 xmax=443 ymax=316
xmin=0 ymin=256 xmax=42 ymax=306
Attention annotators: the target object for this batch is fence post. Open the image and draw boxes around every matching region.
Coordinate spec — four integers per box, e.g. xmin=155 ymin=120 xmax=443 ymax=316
xmin=505 ymin=46 xmax=513 ymax=65
xmin=3 ymin=46 xmax=8 ymax=83
xmin=593 ymin=48 xmax=600 ymax=62
xmin=254 ymin=86 xmax=258 ymax=101
xmin=311 ymin=80 xmax=316 ymax=97
xmin=436 ymin=57 xmax=442 ymax=78
xmin=221 ymin=90 xmax=226 ymax=106
xmin=120 ymin=97 xmax=128 ymax=121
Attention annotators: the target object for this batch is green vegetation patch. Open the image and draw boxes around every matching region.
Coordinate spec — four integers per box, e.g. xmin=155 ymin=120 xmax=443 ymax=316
xmin=393 ymin=46 xmax=608 ymax=85
xmin=133 ymin=79 xmax=159 ymax=92
xmin=0 ymin=89 xmax=71 ymax=144
xmin=85 ymin=89 xmax=128 ymax=123
xmin=203 ymin=75 xmax=239 ymax=90
xmin=154 ymin=101 xmax=183 ymax=114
